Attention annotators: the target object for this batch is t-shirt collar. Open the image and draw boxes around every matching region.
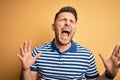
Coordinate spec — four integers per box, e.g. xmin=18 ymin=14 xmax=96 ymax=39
xmin=51 ymin=39 xmax=76 ymax=53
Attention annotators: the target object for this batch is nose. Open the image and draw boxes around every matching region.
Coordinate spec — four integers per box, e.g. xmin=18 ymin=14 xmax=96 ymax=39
xmin=65 ymin=20 xmax=71 ymax=27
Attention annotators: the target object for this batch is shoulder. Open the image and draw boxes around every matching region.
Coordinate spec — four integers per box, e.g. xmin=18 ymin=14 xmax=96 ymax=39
xmin=36 ymin=42 xmax=51 ymax=50
xmin=32 ymin=42 xmax=52 ymax=56
xmin=75 ymin=42 xmax=96 ymax=63
xmin=75 ymin=42 xmax=93 ymax=56
xmin=75 ymin=42 xmax=91 ymax=52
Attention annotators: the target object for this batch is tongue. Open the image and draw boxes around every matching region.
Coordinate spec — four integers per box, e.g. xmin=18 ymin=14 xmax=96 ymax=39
xmin=62 ymin=32 xmax=68 ymax=36
xmin=61 ymin=33 xmax=69 ymax=39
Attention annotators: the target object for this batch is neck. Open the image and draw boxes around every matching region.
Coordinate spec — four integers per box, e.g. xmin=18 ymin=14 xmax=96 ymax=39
xmin=54 ymin=39 xmax=71 ymax=53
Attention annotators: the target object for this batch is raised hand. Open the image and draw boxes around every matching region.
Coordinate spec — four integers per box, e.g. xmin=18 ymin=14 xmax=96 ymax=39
xmin=99 ymin=45 xmax=120 ymax=75
xmin=17 ymin=41 xmax=41 ymax=70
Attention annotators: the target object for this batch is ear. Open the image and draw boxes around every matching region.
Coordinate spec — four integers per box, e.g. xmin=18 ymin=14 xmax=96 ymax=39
xmin=52 ymin=23 xmax=55 ymax=31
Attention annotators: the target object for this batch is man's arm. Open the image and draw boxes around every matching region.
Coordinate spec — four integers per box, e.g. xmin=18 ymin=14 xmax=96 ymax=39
xmin=87 ymin=45 xmax=120 ymax=80
xmin=86 ymin=72 xmax=115 ymax=80
xmin=87 ymin=71 xmax=116 ymax=80
xmin=17 ymin=41 xmax=41 ymax=80
xmin=20 ymin=69 xmax=38 ymax=80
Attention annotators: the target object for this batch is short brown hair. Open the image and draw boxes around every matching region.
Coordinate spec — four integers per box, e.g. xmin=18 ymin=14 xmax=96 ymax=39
xmin=54 ymin=6 xmax=78 ymax=22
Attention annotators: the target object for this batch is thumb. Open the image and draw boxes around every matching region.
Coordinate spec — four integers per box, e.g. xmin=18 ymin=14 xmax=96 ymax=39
xmin=99 ymin=53 xmax=106 ymax=67
xmin=17 ymin=53 xmax=23 ymax=62
xmin=35 ymin=53 xmax=41 ymax=59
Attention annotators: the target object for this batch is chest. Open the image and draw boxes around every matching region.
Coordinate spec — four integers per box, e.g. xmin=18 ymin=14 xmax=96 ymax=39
xmin=36 ymin=52 xmax=90 ymax=79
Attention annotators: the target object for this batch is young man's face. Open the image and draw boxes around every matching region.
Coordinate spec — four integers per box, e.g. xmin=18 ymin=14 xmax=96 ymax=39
xmin=52 ymin=12 xmax=76 ymax=45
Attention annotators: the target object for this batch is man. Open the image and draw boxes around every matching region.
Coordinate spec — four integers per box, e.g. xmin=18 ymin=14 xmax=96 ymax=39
xmin=17 ymin=6 xmax=120 ymax=80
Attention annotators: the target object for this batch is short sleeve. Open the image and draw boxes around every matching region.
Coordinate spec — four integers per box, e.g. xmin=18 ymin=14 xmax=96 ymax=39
xmin=85 ymin=54 xmax=99 ymax=79
xmin=30 ymin=47 xmax=40 ymax=72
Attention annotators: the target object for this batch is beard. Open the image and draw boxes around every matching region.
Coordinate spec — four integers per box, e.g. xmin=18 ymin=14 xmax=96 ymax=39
xmin=57 ymin=37 xmax=72 ymax=45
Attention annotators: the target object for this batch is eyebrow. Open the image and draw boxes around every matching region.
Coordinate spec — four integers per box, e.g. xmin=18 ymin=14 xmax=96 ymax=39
xmin=60 ymin=17 xmax=75 ymax=21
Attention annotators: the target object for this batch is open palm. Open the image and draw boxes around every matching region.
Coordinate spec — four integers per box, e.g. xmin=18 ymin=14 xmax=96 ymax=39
xmin=17 ymin=41 xmax=41 ymax=70
xmin=99 ymin=45 xmax=120 ymax=75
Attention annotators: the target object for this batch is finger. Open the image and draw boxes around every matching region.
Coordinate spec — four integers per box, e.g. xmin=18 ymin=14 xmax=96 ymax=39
xmin=17 ymin=53 xmax=23 ymax=62
xmin=99 ymin=54 xmax=106 ymax=67
xmin=116 ymin=45 xmax=120 ymax=56
xmin=35 ymin=53 xmax=41 ymax=59
xmin=20 ymin=45 xmax=24 ymax=56
xmin=117 ymin=50 xmax=120 ymax=61
xmin=118 ymin=61 xmax=120 ymax=67
xmin=23 ymin=41 xmax=27 ymax=53
xmin=112 ymin=45 xmax=119 ymax=57
xmin=27 ymin=40 xmax=31 ymax=52
xmin=118 ymin=46 xmax=120 ymax=59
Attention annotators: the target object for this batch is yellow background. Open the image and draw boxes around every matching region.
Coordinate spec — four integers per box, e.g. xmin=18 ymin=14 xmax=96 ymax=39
xmin=0 ymin=0 xmax=120 ymax=80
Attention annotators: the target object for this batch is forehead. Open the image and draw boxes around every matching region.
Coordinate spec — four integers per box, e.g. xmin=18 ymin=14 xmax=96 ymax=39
xmin=57 ymin=12 xmax=76 ymax=21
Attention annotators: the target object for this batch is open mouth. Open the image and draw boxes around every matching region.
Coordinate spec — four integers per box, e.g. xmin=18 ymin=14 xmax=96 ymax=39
xmin=62 ymin=30 xmax=70 ymax=35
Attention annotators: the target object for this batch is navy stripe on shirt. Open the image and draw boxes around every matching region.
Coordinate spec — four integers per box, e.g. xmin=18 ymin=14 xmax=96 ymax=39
xmin=30 ymin=40 xmax=99 ymax=79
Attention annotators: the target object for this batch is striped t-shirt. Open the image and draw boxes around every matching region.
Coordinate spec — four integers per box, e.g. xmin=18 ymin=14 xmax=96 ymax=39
xmin=30 ymin=40 xmax=99 ymax=80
